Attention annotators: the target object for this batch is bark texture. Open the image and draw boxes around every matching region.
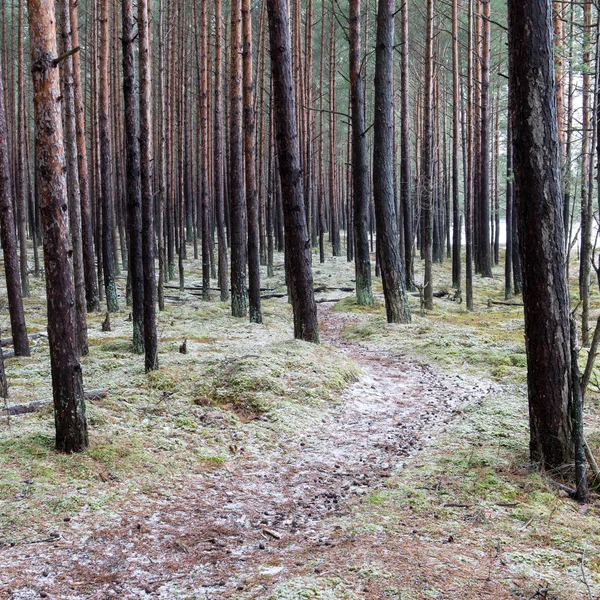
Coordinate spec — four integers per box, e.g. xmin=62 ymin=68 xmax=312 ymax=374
xmin=29 ymin=0 xmax=88 ymax=452
xmin=267 ymin=0 xmax=320 ymax=342
xmin=0 ymin=61 xmax=30 ymax=358
xmin=349 ymin=0 xmax=373 ymax=306
xmin=508 ymin=0 xmax=573 ymax=469
xmin=373 ymin=0 xmax=411 ymax=324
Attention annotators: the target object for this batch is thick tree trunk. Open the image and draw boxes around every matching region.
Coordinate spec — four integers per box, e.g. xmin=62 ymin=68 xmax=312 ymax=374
xmin=230 ymin=0 xmax=248 ymax=317
xmin=349 ymin=0 xmax=373 ymax=306
xmin=122 ymin=0 xmax=144 ymax=354
xmin=266 ymin=0 xmax=319 ymax=343
xmin=508 ymin=0 xmax=573 ymax=469
xmin=373 ymin=0 xmax=411 ymax=324
xmin=28 ymin=0 xmax=88 ymax=452
xmin=0 ymin=61 xmax=29 ymax=358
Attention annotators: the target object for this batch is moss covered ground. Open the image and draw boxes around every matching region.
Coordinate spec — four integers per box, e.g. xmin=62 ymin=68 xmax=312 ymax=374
xmin=1 ymin=241 xmax=600 ymax=598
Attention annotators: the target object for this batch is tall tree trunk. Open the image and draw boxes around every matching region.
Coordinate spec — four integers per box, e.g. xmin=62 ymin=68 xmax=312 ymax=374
xmin=122 ymin=0 xmax=144 ymax=354
xmin=422 ymin=0 xmax=435 ymax=310
xmin=479 ymin=0 xmax=492 ymax=278
xmin=266 ymin=0 xmax=320 ymax=342
xmin=0 ymin=59 xmax=29 ymax=357
xmin=99 ymin=0 xmax=119 ymax=311
xmin=400 ymin=0 xmax=413 ymax=291
xmin=373 ymin=0 xmax=411 ymax=324
xmin=59 ymin=0 xmax=88 ymax=356
xmin=465 ymin=0 xmax=474 ymax=310
xmin=28 ymin=0 xmax=88 ymax=452
xmin=505 ymin=115 xmax=513 ymax=300
xmin=451 ymin=0 xmax=461 ymax=290
xmin=70 ymin=0 xmax=99 ymax=312
xmin=199 ymin=0 xmax=211 ymax=300
xmin=230 ymin=0 xmax=248 ymax=317
xmin=17 ymin=0 xmax=29 ymax=298
xmin=580 ymin=0 xmax=593 ymax=347
xmin=214 ymin=0 xmax=229 ymax=301
xmin=508 ymin=0 xmax=573 ymax=470
xmin=349 ymin=0 xmax=373 ymax=306
xmin=139 ymin=0 xmax=158 ymax=371
xmin=157 ymin=0 xmax=167 ymax=310
xmin=329 ymin=8 xmax=340 ymax=257
xmin=243 ymin=0 xmax=262 ymax=323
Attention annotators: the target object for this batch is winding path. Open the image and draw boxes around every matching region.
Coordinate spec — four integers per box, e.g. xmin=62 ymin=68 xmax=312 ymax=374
xmin=3 ymin=305 xmax=497 ymax=599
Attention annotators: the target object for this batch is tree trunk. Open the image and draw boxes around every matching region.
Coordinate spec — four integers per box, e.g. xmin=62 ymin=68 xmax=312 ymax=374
xmin=59 ymin=0 xmax=88 ymax=356
xmin=230 ymin=0 xmax=248 ymax=317
xmin=580 ymin=0 xmax=593 ymax=347
xmin=451 ymin=0 xmax=461 ymax=290
xmin=70 ymin=0 xmax=99 ymax=313
xmin=0 ymin=59 xmax=29 ymax=357
xmin=421 ymin=0 xmax=435 ymax=310
xmin=508 ymin=0 xmax=573 ymax=469
xmin=373 ymin=0 xmax=411 ymax=324
xmin=157 ymin=0 xmax=167 ymax=310
xmin=214 ymin=0 xmax=229 ymax=301
xmin=122 ymin=0 xmax=144 ymax=354
xmin=266 ymin=0 xmax=320 ymax=343
xmin=505 ymin=115 xmax=513 ymax=300
xmin=28 ymin=0 xmax=88 ymax=452
xmin=243 ymin=0 xmax=262 ymax=323
xmin=17 ymin=0 xmax=29 ymax=298
xmin=349 ymin=0 xmax=373 ymax=306
xmin=479 ymin=0 xmax=492 ymax=277
xmin=99 ymin=0 xmax=119 ymax=312
xmin=400 ymin=0 xmax=413 ymax=291
xmin=139 ymin=0 xmax=158 ymax=371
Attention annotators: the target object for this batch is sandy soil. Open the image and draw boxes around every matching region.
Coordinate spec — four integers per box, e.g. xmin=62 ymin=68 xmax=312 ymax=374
xmin=2 ymin=305 xmax=535 ymax=599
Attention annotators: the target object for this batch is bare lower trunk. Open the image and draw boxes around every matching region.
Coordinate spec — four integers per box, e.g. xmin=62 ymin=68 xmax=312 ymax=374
xmin=508 ymin=0 xmax=573 ymax=470
xmin=139 ymin=0 xmax=158 ymax=371
xmin=29 ymin=0 xmax=88 ymax=452
xmin=373 ymin=0 xmax=411 ymax=324
xmin=0 ymin=60 xmax=29 ymax=357
xmin=267 ymin=0 xmax=319 ymax=342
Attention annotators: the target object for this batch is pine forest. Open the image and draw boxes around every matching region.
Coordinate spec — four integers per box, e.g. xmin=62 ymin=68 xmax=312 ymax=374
xmin=1 ymin=0 xmax=600 ymax=597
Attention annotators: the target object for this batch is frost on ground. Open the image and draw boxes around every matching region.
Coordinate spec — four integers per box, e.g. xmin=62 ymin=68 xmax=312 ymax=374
xmin=1 ymin=248 xmax=600 ymax=599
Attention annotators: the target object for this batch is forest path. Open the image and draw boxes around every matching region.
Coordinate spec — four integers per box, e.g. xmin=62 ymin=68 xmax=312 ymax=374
xmin=5 ymin=304 xmax=499 ymax=600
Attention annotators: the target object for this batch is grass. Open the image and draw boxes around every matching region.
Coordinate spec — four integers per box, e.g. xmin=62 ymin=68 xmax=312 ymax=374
xmin=0 ymin=249 xmax=358 ymax=544
xmin=325 ymin=245 xmax=600 ymax=598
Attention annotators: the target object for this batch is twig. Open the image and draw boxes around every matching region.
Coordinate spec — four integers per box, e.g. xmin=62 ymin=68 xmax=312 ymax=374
xmin=581 ymin=548 xmax=593 ymax=600
xmin=1 ymin=389 xmax=108 ymax=417
xmin=584 ymin=439 xmax=600 ymax=480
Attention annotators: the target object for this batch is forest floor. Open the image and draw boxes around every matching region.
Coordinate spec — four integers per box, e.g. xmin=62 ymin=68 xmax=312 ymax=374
xmin=1 ymin=243 xmax=600 ymax=599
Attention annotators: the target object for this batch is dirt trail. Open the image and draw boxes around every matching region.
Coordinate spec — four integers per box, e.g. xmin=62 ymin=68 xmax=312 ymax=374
xmin=3 ymin=305 xmax=499 ymax=599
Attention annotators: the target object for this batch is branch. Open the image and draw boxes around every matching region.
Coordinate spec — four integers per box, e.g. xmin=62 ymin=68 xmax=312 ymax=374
xmin=53 ymin=46 xmax=80 ymax=67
